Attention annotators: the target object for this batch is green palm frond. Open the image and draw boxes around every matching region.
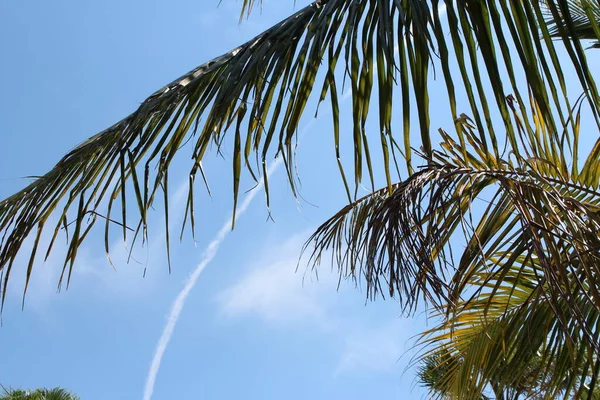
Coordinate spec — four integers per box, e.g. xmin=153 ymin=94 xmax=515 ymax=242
xmin=307 ymin=95 xmax=600 ymax=398
xmin=0 ymin=387 xmax=79 ymax=400
xmin=416 ymin=254 xmax=600 ymax=399
xmin=417 ymin=353 xmax=493 ymax=400
xmin=2 ymin=0 xmax=358 ymax=302
xmin=544 ymin=0 xmax=600 ymax=47
xmin=308 ymin=95 xmax=600 ymax=312
xmin=1 ymin=0 xmax=600 ymax=305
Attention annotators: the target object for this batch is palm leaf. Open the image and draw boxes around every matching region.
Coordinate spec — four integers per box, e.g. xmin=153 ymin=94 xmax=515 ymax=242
xmin=307 ymin=95 xmax=600 ymax=397
xmin=0 ymin=387 xmax=79 ymax=400
xmin=308 ymin=97 xmax=600 ymax=304
xmin=544 ymin=0 xmax=600 ymax=47
xmin=416 ymin=253 xmax=600 ymax=399
xmin=238 ymin=0 xmax=262 ymax=20
xmin=1 ymin=0 xmax=600 ymax=305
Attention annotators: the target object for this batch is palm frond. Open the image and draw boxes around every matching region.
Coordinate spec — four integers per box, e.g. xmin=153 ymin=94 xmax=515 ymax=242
xmin=417 ymin=353 xmax=492 ymax=400
xmin=0 ymin=387 xmax=79 ymax=400
xmin=308 ymin=96 xmax=600 ymax=309
xmin=1 ymin=0 xmax=600 ymax=304
xmin=544 ymin=0 xmax=600 ymax=47
xmin=307 ymin=96 xmax=600 ymax=399
xmin=2 ymin=0 xmax=358 ymax=302
xmin=416 ymin=254 xmax=600 ymax=399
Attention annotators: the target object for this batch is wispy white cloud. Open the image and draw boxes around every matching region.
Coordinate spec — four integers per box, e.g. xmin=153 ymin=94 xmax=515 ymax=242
xmin=4 ymin=169 xmax=193 ymax=315
xmin=217 ymin=232 xmax=422 ymax=378
xmin=217 ymin=234 xmax=337 ymax=325
xmin=69 ymin=175 xmax=191 ymax=300
xmin=74 ymin=237 xmax=161 ymax=299
xmin=334 ymin=319 xmax=418 ymax=375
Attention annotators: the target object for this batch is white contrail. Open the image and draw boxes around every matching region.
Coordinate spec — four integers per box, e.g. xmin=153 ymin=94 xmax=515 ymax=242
xmin=142 ymin=158 xmax=282 ymax=400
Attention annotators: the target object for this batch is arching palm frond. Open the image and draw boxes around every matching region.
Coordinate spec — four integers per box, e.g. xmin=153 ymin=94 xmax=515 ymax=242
xmin=307 ymin=95 xmax=600 ymax=396
xmin=309 ymin=94 xmax=600 ymax=305
xmin=544 ymin=0 xmax=600 ymax=47
xmin=0 ymin=0 xmax=599 ymax=304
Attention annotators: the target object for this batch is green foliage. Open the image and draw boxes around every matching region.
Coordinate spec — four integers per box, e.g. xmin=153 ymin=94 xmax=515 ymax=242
xmin=0 ymin=387 xmax=79 ymax=400
xmin=309 ymin=96 xmax=600 ymax=398
xmin=2 ymin=0 xmax=599 ymax=307
xmin=544 ymin=0 xmax=600 ymax=47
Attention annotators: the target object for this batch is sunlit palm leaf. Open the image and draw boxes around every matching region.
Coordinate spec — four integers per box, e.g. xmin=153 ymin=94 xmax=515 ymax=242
xmin=417 ymin=254 xmax=600 ymax=399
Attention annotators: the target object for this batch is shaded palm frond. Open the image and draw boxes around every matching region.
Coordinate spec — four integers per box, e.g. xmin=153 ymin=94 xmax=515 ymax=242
xmin=417 ymin=353 xmax=492 ymax=400
xmin=544 ymin=0 xmax=600 ymax=47
xmin=1 ymin=0 xmax=600 ymax=303
xmin=308 ymin=95 xmax=600 ymax=311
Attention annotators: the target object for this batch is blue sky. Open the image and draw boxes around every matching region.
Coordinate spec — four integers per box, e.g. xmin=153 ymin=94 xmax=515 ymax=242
xmin=0 ymin=1 xmax=430 ymax=399
xmin=3 ymin=1 xmax=600 ymax=399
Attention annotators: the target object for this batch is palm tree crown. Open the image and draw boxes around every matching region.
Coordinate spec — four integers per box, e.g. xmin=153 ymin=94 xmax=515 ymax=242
xmin=0 ymin=387 xmax=79 ymax=400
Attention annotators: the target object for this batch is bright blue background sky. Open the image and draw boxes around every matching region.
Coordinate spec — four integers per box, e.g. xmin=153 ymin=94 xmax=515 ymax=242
xmin=0 ymin=1 xmax=430 ymax=399
xmin=3 ymin=1 xmax=599 ymax=399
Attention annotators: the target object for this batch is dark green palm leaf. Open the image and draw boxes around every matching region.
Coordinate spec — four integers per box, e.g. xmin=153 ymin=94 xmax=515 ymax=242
xmin=544 ymin=0 xmax=600 ymax=47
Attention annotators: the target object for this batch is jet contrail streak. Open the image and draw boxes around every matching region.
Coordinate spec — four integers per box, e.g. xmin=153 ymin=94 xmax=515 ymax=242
xmin=142 ymin=158 xmax=282 ymax=400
